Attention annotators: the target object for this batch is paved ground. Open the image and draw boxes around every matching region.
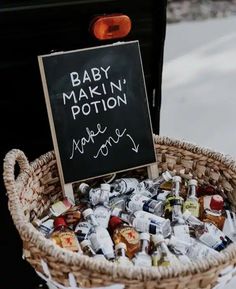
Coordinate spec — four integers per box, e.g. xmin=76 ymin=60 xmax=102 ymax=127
xmin=160 ymin=15 xmax=236 ymax=159
xmin=160 ymin=15 xmax=236 ymax=289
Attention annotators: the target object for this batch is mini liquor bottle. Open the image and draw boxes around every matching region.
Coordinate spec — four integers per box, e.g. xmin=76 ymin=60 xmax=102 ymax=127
xmin=79 ymin=183 xmax=101 ymax=206
xmin=199 ymin=194 xmax=226 ymax=230
xmin=125 ymin=193 xmax=164 ymax=216
xmin=82 ymin=208 xmax=115 ymax=260
xmin=62 ymin=203 xmax=88 ymax=226
xmin=99 ymin=183 xmax=111 ymax=206
xmin=199 ymin=195 xmax=225 ymax=230
xmin=132 ymin=233 xmax=152 ymax=267
xmin=80 ymin=239 xmax=96 ymax=257
xmin=114 ymin=242 xmax=133 ymax=266
xmin=33 ymin=198 xmax=73 ymax=227
xmin=148 ymin=170 xmax=173 ymax=195
xmin=108 ymin=216 xmax=140 ymax=259
xmin=185 ymin=238 xmax=222 ymax=261
xmin=80 ymin=239 xmax=107 ymax=260
xmin=164 ymin=176 xmax=184 ymax=221
xmin=49 ymin=217 xmax=82 ymax=253
xmin=110 ymin=178 xmax=139 ymax=197
xmin=182 ymin=210 xmax=229 ymax=252
xmin=74 ymin=221 xmax=92 ymax=242
xmin=93 ymin=204 xmax=111 ymax=228
xmin=152 ymin=234 xmax=179 ymax=267
xmin=111 ymin=208 xmax=171 ymax=238
xmin=183 ymin=179 xmax=199 ymax=218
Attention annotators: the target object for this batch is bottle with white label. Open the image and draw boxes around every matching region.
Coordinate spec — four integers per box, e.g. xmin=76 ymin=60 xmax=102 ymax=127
xmin=182 ymin=210 xmax=228 ymax=252
xmin=109 ymin=194 xmax=129 ymax=211
xmin=132 ymin=233 xmax=152 ymax=267
xmin=82 ymin=208 xmax=115 ymax=260
xmin=88 ymin=183 xmax=111 ymax=207
xmin=112 ymin=208 xmax=171 ymax=238
xmin=114 ymin=243 xmax=133 ymax=266
xmin=165 ymin=236 xmax=192 ymax=265
xmin=185 ymin=238 xmax=222 ymax=261
xmin=74 ymin=221 xmax=92 ymax=242
xmin=125 ymin=193 xmax=164 ymax=216
xmin=38 ymin=219 xmax=54 ymax=237
xmin=99 ymin=183 xmax=111 ymax=206
xmin=183 ymin=179 xmax=200 ymax=218
xmin=135 ymin=179 xmax=154 ymax=197
xmin=78 ymin=182 xmax=92 ymax=200
xmin=93 ymin=205 xmax=111 ymax=228
xmin=79 ymin=183 xmax=102 ymax=206
xmin=110 ymin=178 xmax=139 ymax=198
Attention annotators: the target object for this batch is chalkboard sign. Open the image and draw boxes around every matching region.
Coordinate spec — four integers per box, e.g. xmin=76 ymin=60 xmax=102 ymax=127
xmin=38 ymin=41 xmax=156 ymax=185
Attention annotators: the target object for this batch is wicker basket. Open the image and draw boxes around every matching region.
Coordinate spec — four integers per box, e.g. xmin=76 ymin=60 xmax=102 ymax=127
xmin=3 ymin=135 xmax=236 ymax=289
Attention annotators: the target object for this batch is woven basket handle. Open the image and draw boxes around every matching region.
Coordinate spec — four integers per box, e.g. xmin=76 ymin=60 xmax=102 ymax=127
xmin=3 ymin=149 xmax=31 ymax=194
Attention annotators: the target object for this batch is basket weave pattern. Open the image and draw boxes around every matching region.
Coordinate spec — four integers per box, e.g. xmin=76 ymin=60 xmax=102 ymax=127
xmin=3 ymin=135 xmax=236 ymax=289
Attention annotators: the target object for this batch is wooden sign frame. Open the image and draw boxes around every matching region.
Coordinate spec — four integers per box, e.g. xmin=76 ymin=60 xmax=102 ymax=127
xmin=38 ymin=40 xmax=158 ymax=199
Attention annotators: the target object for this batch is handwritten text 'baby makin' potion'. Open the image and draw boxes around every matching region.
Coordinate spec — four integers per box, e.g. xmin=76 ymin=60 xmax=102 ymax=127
xmin=62 ymin=66 xmax=127 ymax=119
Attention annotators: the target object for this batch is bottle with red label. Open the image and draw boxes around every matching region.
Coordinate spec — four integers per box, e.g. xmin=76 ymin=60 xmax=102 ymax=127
xmin=108 ymin=216 xmax=140 ymax=259
xmin=49 ymin=217 xmax=82 ymax=253
xmin=199 ymin=194 xmax=226 ymax=230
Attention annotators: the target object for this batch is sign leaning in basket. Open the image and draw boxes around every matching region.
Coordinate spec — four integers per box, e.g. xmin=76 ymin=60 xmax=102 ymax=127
xmin=3 ymin=135 xmax=236 ymax=289
xmin=37 ymin=40 xmax=157 ymax=201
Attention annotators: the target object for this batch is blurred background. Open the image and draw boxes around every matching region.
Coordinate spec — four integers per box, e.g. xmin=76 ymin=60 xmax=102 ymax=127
xmin=161 ymin=0 xmax=236 ymax=160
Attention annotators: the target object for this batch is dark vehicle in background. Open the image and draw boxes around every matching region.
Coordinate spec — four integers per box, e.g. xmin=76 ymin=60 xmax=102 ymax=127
xmin=0 ymin=1 xmax=167 ymax=288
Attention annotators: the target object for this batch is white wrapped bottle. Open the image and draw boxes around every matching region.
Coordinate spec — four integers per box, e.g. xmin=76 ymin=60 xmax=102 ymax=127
xmin=82 ymin=208 xmax=115 ymax=260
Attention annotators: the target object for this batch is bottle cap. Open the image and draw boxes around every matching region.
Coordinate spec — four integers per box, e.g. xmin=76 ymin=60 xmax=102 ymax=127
xmin=53 ymin=217 xmax=67 ymax=228
xmin=172 ymin=176 xmax=182 ymax=183
xmin=79 ymin=183 xmax=90 ymax=193
xmin=163 ymin=171 xmax=173 ymax=182
xmin=108 ymin=216 xmax=123 ymax=232
xmin=80 ymin=239 xmax=91 ymax=249
xmin=210 ymin=194 xmax=224 ymax=211
xmin=115 ymin=242 xmax=127 ymax=251
xmin=100 ymin=183 xmax=111 ymax=191
xmin=82 ymin=208 xmax=94 ymax=219
xmin=188 ymin=179 xmax=198 ymax=186
xmin=139 ymin=232 xmax=150 ymax=241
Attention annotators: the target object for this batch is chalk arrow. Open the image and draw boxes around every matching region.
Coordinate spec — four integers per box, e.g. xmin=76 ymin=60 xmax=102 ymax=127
xmin=126 ymin=134 xmax=139 ymax=153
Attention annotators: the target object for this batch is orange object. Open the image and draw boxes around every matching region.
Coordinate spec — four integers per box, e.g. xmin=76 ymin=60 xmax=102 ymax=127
xmin=109 ymin=216 xmax=140 ymax=259
xmin=90 ymin=14 xmax=131 ymax=40
xmin=50 ymin=217 xmax=82 ymax=252
xmin=199 ymin=195 xmax=226 ymax=230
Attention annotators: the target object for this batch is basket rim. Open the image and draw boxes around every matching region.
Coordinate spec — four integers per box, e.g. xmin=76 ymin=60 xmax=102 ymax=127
xmin=4 ymin=134 xmax=236 ymax=281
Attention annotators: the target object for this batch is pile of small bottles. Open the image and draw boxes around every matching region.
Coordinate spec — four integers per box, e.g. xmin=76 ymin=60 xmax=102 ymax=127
xmin=33 ymin=171 xmax=234 ymax=267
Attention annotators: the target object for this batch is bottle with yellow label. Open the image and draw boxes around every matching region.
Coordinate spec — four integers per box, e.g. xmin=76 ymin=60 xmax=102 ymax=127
xmin=183 ymin=179 xmax=199 ymax=218
xmin=50 ymin=217 xmax=82 ymax=253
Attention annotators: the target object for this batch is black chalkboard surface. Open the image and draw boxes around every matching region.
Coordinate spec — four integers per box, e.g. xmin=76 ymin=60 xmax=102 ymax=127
xmin=38 ymin=41 xmax=156 ymax=185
